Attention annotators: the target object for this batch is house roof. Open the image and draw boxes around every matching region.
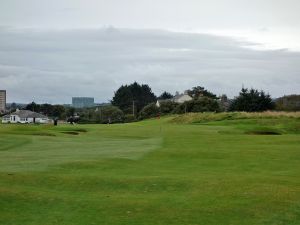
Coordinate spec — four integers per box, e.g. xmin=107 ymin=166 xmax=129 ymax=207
xmin=173 ymin=94 xmax=192 ymax=101
xmin=9 ymin=110 xmax=48 ymax=119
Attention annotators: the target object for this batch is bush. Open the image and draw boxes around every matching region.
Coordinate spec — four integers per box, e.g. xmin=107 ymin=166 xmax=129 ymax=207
xmin=173 ymin=97 xmax=221 ymax=114
xmin=124 ymin=114 xmax=137 ymax=123
xmin=78 ymin=106 xmax=124 ymax=124
xmin=160 ymin=101 xmax=179 ymax=114
xmin=139 ymin=103 xmax=160 ymax=119
xmin=99 ymin=106 xmax=124 ymax=123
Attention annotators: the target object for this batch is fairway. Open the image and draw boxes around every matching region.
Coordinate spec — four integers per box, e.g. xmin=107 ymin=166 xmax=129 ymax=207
xmin=0 ymin=115 xmax=300 ymax=225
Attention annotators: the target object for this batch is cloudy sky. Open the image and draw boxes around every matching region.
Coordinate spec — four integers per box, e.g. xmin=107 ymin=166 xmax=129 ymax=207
xmin=0 ymin=0 xmax=299 ymax=103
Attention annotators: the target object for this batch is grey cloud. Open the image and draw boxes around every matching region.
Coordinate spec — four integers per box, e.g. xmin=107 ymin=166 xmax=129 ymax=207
xmin=0 ymin=27 xmax=299 ymax=103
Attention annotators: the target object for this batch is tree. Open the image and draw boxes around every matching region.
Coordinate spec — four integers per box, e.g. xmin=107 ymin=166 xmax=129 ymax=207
xmin=111 ymin=82 xmax=157 ymax=115
xmin=158 ymin=91 xmax=173 ymax=100
xmin=10 ymin=102 xmax=17 ymax=111
xmin=187 ymin=86 xmax=217 ymax=99
xmin=40 ymin=104 xmax=54 ymax=116
xmin=52 ymin=105 xmax=66 ymax=119
xmin=25 ymin=102 xmax=66 ymax=119
xmin=66 ymin=107 xmax=75 ymax=117
xmin=25 ymin=102 xmax=40 ymax=112
xmin=229 ymin=88 xmax=274 ymax=112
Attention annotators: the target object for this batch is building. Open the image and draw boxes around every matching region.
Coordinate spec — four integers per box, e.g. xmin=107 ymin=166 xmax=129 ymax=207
xmin=0 ymin=90 xmax=6 ymax=112
xmin=219 ymin=94 xmax=231 ymax=111
xmin=275 ymin=95 xmax=300 ymax=111
xmin=72 ymin=97 xmax=95 ymax=108
xmin=172 ymin=91 xmax=193 ymax=103
xmin=1 ymin=109 xmax=49 ymax=124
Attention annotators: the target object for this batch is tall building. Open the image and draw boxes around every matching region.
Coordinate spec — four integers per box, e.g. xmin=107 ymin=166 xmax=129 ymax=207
xmin=0 ymin=90 xmax=6 ymax=112
xmin=72 ymin=97 xmax=94 ymax=108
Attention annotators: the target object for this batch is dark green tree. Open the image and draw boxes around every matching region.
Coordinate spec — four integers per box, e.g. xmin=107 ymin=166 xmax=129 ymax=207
xmin=52 ymin=105 xmax=66 ymax=119
xmin=10 ymin=102 xmax=17 ymax=111
xmin=66 ymin=107 xmax=76 ymax=117
xmin=158 ymin=91 xmax=173 ymax=100
xmin=40 ymin=104 xmax=53 ymax=116
xmin=111 ymin=82 xmax=157 ymax=115
xmin=25 ymin=102 xmax=41 ymax=112
xmin=229 ymin=88 xmax=274 ymax=112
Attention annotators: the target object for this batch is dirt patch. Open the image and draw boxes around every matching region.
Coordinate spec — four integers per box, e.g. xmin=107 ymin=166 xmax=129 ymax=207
xmin=246 ymin=130 xmax=282 ymax=135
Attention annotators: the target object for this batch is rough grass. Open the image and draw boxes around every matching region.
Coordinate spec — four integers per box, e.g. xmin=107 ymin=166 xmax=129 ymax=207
xmin=0 ymin=116 xmax=300 ymax=225
xmin=171 ymin=111 xmax=300 ymax=124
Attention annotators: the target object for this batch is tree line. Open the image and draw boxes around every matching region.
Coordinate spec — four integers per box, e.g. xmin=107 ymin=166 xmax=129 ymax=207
xmin=111 ymin=82 xmax=276 ymax=120
xmin=4 ymin=82 xmax=299 ymax=123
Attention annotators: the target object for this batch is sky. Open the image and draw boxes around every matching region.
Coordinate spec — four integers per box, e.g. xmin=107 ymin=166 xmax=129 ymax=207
xmin=0 ymin=0 xmax=299 ymax=103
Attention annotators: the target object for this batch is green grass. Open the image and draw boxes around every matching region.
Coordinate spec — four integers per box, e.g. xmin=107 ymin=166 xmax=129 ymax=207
xmin=0 ymin=113 xmax=300 ymax=225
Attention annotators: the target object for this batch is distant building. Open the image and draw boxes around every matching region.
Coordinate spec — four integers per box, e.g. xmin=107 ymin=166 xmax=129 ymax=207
xmin=1 ymin=109 xmax=50 ymax=124
xmin=219 ymin=94 xmax=231 ymax=111
xmin=0 ymin=90 xmax=6 ymax=112
xmin=72 ymin=97 xmax=95 ymax=108
xmin=275 ymin=95 xmax=300 ymax=111
xmin=172 ymin=91 xmax=192 ymax=103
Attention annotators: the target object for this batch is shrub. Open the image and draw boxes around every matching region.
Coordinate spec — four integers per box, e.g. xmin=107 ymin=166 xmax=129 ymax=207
xmin=173 ymin=97 xmax=221 ymax=114
xmin=78 ymin=106 xmax=124 ymax=124
xmin=100 ymin=106 xmax=124 ymax=123
xmin=139 ymin=103 xmax=160 ymax=119
xmin=160 ymin=101 xmax=179 ymax=114
xmin=124 ymin=114 xmax=137 ymax=123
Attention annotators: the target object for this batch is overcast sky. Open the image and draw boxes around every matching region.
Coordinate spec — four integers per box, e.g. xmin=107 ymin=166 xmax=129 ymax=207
xmin=0 ymin=0 xmax=299 ymax=103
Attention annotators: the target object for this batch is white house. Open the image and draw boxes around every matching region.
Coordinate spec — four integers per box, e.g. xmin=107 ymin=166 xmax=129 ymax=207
xmin=1 ymin=109 xmax=50 ymax=124
xmin=172 ymin=91 xmax=193 ymax=103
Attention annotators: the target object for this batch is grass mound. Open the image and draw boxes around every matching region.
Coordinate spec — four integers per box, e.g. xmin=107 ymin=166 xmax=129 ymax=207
xmin=171 ymin=111 xmax=300 ymax=135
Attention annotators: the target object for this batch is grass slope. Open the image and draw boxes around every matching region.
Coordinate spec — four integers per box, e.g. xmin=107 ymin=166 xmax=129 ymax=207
xmin=0 ymin=113 xmax=300 ymax=225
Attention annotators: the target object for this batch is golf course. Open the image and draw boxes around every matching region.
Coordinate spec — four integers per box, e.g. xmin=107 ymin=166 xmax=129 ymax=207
xmin=0 ymin=112 xmax=300 ymax=225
